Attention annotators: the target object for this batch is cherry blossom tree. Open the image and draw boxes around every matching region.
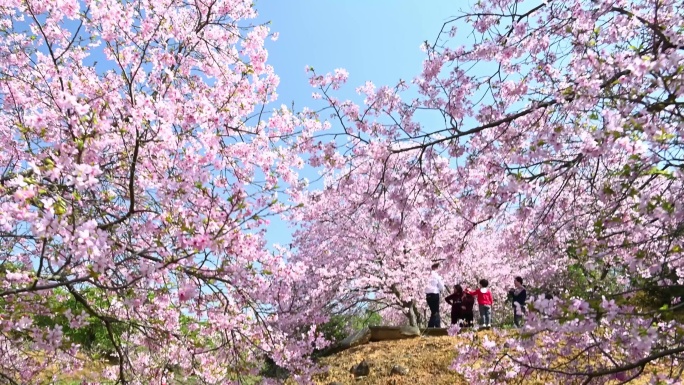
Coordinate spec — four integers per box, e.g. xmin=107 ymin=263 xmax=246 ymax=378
xmin=290 ymin=136 xmax=531 ymax=328
xmin=290 ymin=148 xmax=464 ymax=327
xmin=302 ymin=0 xmax=684 ymax=382
xmin=0 ymin=0 xmax=328 ymax=383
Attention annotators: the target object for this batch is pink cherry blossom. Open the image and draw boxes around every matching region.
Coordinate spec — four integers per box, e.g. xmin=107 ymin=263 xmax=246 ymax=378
xmin=0 ymin=0 xmax=328 ymax=383
xmin=298 ymin=0 xmax=684 ymax=382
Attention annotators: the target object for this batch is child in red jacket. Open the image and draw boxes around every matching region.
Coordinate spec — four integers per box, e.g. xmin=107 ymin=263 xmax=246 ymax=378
xmin=466 ymin=279 xmax=493 ymax=329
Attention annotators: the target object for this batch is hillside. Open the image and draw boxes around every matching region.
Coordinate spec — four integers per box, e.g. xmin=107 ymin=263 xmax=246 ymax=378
xmin=312 ymin=335 xmax=466 ymax=385
xmin=311 ymin=331 xmax=668 ymax=385
xmin=42 ymin=328 xmax=671 ymax=385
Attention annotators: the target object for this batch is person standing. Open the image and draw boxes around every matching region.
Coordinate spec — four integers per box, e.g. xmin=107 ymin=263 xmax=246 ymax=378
xmin=445 ymin=284 xmax=465 ymax=326
xmin=461 ymin=289 xmax=475 ymax=328
xmin=466 ymin=279 xmax=494 ymax=329
xmin=425 ymin=263 xmax=445 ymax=328
xmin=509 ymin=276 xmax=527 ymax=327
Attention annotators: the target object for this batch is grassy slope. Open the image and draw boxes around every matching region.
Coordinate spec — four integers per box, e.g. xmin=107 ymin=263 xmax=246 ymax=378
xmin=313 ymin=336 xmax=466 ymax=385
xmin=312 ymin=331 xmax=669 ymax=385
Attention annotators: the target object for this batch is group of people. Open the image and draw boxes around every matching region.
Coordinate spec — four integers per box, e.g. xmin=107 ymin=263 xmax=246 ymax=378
xmin=425 ymin=263 xmax=527 ymax=329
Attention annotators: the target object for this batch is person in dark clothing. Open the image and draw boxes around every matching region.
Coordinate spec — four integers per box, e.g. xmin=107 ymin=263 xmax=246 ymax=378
xmin=445 ymin=285 xmax=475 ymax=328
xmin=461 ymin=290 xmax=475 ymax=328
xmin=508 ymin=276 xmax=527 ymax=327
xmin=445 ymin=285 xmax=465 ymax=325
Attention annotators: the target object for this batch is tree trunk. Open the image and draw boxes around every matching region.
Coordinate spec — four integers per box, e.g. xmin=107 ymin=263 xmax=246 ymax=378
xmin=412 ymin=300 xmax=423 ymax=327
xmin=402 ymin=299 xmax=421 ymax=327
xmin=407 ymin=304 xmax=417 ymax=327
xmin=391 ymin=284 xmax=420 ymax=327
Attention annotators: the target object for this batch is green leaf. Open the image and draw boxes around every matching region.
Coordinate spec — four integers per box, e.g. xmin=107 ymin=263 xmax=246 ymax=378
xmin=646 ymin=167 xmax=674 ymax=180
xmin=54 ymin=198 xmax=67 ymax=216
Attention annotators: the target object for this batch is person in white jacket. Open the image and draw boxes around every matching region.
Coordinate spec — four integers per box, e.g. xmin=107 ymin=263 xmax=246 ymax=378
xmin=425 ymin=263 xmax=445 ymax=328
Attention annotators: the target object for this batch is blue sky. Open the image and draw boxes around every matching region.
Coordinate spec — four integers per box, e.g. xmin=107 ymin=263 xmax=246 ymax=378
xmin=255 ymin=0 xmax=468 ymax=249
xmin=257 ymin=0 xmax=461 ymax=103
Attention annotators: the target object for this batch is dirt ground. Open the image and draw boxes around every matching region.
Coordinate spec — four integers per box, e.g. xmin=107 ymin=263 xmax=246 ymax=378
xmin=311 ymin=330 xmax=679 ymax=385
xmin=312 ymin=335 xmax=467 ymax=385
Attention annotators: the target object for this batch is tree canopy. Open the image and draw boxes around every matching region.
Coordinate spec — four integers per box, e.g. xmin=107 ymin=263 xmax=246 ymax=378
xmin=1 ymin=0 xmax=684 ymax=383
